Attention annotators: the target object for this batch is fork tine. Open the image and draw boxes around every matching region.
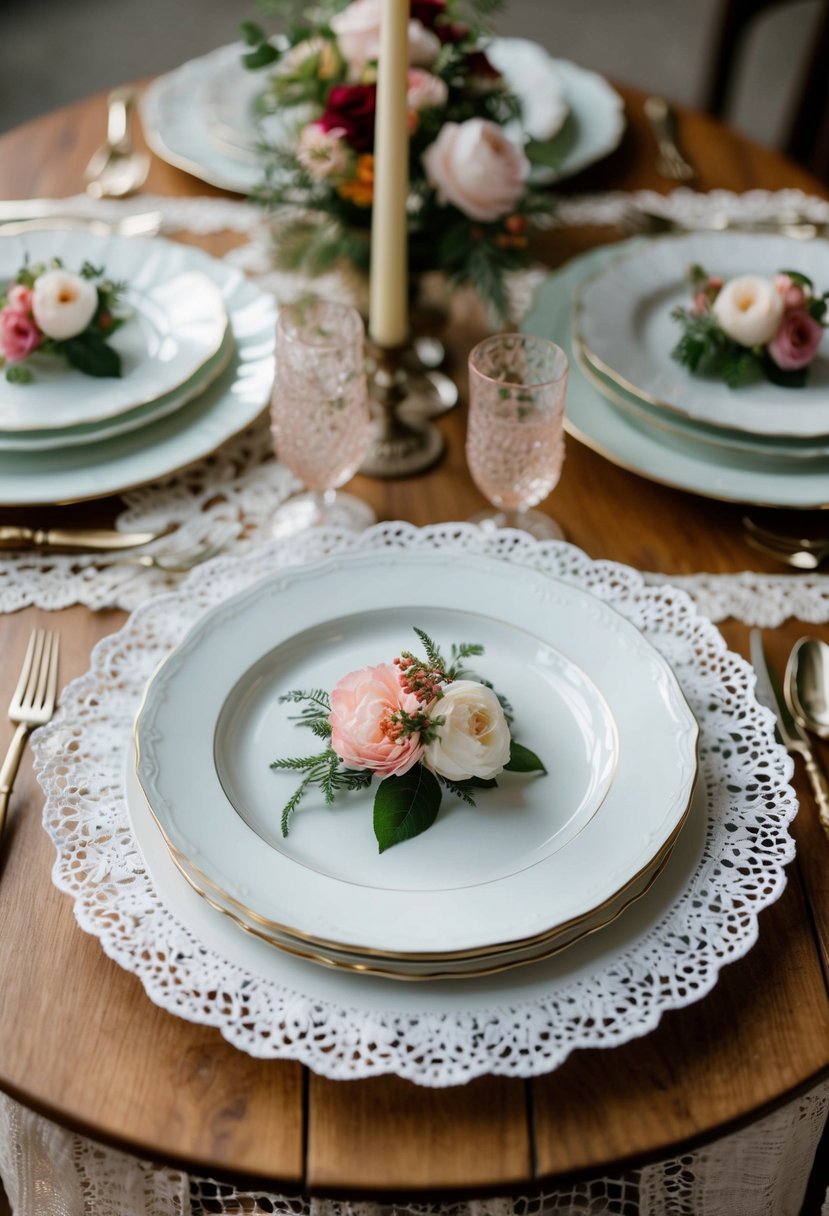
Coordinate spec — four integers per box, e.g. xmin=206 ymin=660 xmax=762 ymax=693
xmin=43 ymin=633 xmax=60 ymax=713
xmin=9 ymin=629 xmax=38 ymax=709
xmin=34 ymin=632 xmax=55 ymax=710
xmin=21 ymin=629 xmax=46 ymax=709
xmin=742 ymin=515 xmax=822 ymax=549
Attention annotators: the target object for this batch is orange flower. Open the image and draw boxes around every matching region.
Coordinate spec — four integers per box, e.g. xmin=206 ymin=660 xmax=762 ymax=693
xmin=337 ymin=154 xmax=375 ymax=207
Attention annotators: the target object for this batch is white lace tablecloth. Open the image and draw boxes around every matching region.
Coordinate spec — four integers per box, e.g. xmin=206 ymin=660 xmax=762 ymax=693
xmin=3 ymin=186 xmax=829 ymax=625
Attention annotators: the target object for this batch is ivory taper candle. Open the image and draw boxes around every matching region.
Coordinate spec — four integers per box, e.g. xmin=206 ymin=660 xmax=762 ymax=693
xmin=369 ymin=0 xmax=409 ymax=348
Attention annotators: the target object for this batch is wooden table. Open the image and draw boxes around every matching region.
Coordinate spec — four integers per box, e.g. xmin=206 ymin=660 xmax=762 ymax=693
xmin=1 ymin=81 xmax=828 ymax=1199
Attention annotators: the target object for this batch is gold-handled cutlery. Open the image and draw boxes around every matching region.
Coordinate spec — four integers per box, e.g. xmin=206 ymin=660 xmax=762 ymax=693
xmin=84 ymin=87 xmax=150 ymax=200
xmin=0 ymin=524 xmax=174 ymax=552
xmin=107 ymin=536 xmax=230 ymax=573
xmin=643 ymin=96 xmax=696 ymax=183
xmin=785 ymin=638 xmax=829 ymax=739
xmin=743 ymin=516 xmax=829 ymax=570
xmin=618 ymin=204 xmax=826 ymax=240
xmin=750 ymin=629 xmax=829 ymax=840
xmin=0 ymin=629 xmax=60 ymax=851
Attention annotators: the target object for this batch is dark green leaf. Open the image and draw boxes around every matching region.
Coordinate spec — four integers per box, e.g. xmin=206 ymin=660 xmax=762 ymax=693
xmin=240 ymin=19 xmax=267 ymax=45
xmin=504 ymin=740 xmax=547 ymax=773
xmin=373 ymin=766 xmax=442 ymax=852
xmin=61 ymin=333 xmax=121 ymax=378
xmin=760 ymin=355 xmax=809 ymax=389
xmin=5 ymin=364 xmax=33 ymax=384
xmin=243 ymin=44 xmax=280 ymax=70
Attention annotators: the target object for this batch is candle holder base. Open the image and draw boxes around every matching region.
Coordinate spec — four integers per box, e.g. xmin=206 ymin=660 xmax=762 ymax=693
xmin=361 ymin=345 xmax=447 ymax=479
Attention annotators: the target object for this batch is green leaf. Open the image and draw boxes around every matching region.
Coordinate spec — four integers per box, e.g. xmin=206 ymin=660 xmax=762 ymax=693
xmin=240 ymin=19 xmax=267 ymax=45
xmin=61 ymin=333 xmax=121 ymax=378
xmin=524 ymin=138 xmax=563 ymax=170
xmin=503 ymin=740 xmax=547 ymax=774
xmin=243 ymin=43 xmax=280 ymax=70
xmin=373 ymin=766 xmax=442 ymax=853
xmin=412 ymin=626 xmax=445 ymax=672
xmin=5 ymin=364 xmax=33 ymax=384
xmin=760 ymin=355 xmax=810 ymax=389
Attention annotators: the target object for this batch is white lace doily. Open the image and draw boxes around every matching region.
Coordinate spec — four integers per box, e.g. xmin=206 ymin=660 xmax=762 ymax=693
xmin=3 ymin=187 xmax=829 ymax=623
xmin=30 ymin=524 xmax=798 ymax=1086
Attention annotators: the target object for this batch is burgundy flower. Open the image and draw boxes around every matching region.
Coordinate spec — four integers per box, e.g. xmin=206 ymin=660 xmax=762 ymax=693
xmin=411 ymin=0 xmax=468 ymax=43
xmin=319 ymin=83 xmax=377 ymax=153
xmin=465 ymin=50 xmax=502 ymax=80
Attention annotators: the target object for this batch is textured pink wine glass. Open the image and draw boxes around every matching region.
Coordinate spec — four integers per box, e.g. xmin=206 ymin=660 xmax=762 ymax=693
xmin=271 ymin=300 xmax=375 ymax=537
xmin=466 ymin=335 xmax=568 ymax=540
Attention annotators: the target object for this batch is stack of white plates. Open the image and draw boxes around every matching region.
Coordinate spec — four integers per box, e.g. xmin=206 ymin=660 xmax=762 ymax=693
xmin=134 ymin=551 xmax=698 ymax=981
xmin=523 ymin=232 xmax=829 ymax=508
xmin=0 ymin=229 xmax=275 ymax=506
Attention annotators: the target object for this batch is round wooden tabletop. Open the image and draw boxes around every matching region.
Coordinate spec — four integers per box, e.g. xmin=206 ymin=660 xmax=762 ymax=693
xmin=0 ymin=79 xmax=828 ymax=1198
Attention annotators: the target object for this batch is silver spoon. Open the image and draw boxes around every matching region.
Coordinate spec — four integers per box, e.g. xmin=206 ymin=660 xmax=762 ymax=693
xmin=785 ymin=637 xmax=829 ymax=739
xmin=84 ymin=88 xmax=150 ymax=199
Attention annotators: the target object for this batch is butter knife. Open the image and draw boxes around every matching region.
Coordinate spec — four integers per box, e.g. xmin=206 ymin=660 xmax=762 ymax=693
xmin=750 ymin=629 xmax=829 ymax=837
xmin=0 ymin=524 xmax=173 ymax=552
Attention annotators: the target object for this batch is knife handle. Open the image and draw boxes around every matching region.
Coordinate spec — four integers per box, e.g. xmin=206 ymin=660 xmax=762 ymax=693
xmin=803 ymin=751 xmax=829 ymax=840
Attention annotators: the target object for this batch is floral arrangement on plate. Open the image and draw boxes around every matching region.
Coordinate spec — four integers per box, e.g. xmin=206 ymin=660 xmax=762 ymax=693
xmin=671 ymin=264 xmax=828 ymax=389
xmin=241 ymin=0 xmax=558 ymax=321
xmin=0 ymin=259 xmax=126 ymax=384
xmin=271 ymin=627 xmax=545 ymax=851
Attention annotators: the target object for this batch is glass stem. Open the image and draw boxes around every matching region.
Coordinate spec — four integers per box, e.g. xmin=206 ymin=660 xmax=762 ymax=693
xmin=312 ymin=489 xmax=337 ymax=521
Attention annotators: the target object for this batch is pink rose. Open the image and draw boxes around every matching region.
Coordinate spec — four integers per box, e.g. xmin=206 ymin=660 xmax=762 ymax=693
xmin=407 ymin=68 xmax=448 ymax=112
xmin=767 ymin=309 xmax=824 ymax=371
xmin=296 ymin=122 xmax=351 ymax=179
xmin=0 ymin=306 xmax=42 ymax=362
xmin=7 ymin=284 xmax=33 ymax=313
xmin=774 ymin=273 xmax=807 ymax=311
xmin=422 ymin=118 xmax=530 ymax=222
xmin=328 ymin=663 xmax=424 ymax=777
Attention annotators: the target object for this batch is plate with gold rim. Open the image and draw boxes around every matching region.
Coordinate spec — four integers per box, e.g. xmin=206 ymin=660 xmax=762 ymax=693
xmin=135 ymin=550 xmax=698 ymax=960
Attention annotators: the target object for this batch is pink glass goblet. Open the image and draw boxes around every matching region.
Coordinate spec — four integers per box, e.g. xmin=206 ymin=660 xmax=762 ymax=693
xmin=466 ymin=334 xmax=568 ymax=540
xmin=271 ymin=299 xmax=375 ymax=537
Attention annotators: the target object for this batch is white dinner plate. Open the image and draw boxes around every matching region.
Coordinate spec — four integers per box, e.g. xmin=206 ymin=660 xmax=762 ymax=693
xmin=575 ymin=232 xmax=829 ymax=438
xmin=522 ymin=240 xmax=829 ymax=508
xmin=0 ymin=230 xmax=227 ymax=431
xmin=0 ymin=235 xmax=275 ymax=506
xmin=140 ymin=39 xmax=624 ymax=193
xmin=135 ymin=550 xmax=698 ymax=959
xmin=0 ymin=328 xmax=234 ymax=452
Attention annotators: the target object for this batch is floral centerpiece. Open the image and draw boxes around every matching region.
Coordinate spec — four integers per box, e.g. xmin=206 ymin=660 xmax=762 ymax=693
xmin=271 ymin=627 xmax=545 ymax=851
xmin=0 ymin=258 xmax=126 ymax=385
xmin=242 ymin=0 xmax=557 ymax=321
xmin=671 ymin=264 xmax=828 ymax=389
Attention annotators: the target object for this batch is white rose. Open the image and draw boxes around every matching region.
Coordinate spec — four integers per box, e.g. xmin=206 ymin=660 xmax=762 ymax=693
xmin=424 ymin=680 xmax=511 ymax=781
xmin=31 ymin=270 xmax=98 ymax=341
xmin=296 ymin=122 xmax=350 ymax=179
xmin=422 ymin=118 xmax=530 ymax=222
xmin=712 ymin=275 xmax=784 ymax=348
xmin=331 ymin=0 xmax=440 ymax=75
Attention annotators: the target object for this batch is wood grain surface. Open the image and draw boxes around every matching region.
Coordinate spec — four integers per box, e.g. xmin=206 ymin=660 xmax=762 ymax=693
xmin=0 ymin=82 xmax=827 ymax=1196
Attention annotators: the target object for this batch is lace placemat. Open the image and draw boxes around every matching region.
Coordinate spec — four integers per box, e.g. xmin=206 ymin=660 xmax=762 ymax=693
xmin=3 ymin=187 xmax=829 ymax=621
xmin=31 ymin=525 xmax=797 ymax=1086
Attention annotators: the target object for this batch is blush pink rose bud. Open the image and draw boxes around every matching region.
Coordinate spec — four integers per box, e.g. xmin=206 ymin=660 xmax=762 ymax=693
xmin=331 ymin=0 xmax=440 ymax=75
xmin=0 ymin=306 xmax=43 ymax=362
xmin=767 ymin=309 xmax=824 ymax=371
xmin=407 ymin=68 xmax=448 ymax=111
xmin=422 ymin=118 xmax=530 ymax=222
xmin=7 ymin=284 xmax=34 ymax=313
xmin=774 ymin=273 xmax=807 ymax=311
xmin=329 ymin=663 xmax=424 ymax=777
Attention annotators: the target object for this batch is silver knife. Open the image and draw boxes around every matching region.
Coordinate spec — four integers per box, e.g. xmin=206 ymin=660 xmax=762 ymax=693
xmin=0 ymin=524 xmax=173 ymax=552
xmin=750 ymin=629 xmax=829 ymax=837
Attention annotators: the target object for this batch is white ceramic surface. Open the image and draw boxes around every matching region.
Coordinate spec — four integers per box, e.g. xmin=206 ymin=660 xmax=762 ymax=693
xmin=0 ymin=329 xmax=234 ymax=452
xmin=522 ymin=240 xmax=829 ymax=508
xmin=135 ymin=550 xmax=698 ymax=958
xmin=140 ymin=39 xmax=624 ymax=193
xmin=0 ymin=231 xmax=227 ymax=431
xmin=575 ymin=232 xmax=829 ymax=438
xmin=0 ymin=238 xmax=275 ymax=506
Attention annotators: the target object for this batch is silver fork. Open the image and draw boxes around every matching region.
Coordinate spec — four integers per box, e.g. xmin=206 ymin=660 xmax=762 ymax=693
xmin=743 ymin=516 xmax=829 ymax=570
xmin=106 ymin=535 xmax=231 ymax=574
xmin=643 ymin=97 xmax=696 ymax=183
xmin=0 ymin=629 xmax=60 ymax=848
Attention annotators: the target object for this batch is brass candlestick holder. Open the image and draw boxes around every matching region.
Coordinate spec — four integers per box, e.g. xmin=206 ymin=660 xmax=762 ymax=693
xmin=360 ymin=343 xmax=455 ymax=478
